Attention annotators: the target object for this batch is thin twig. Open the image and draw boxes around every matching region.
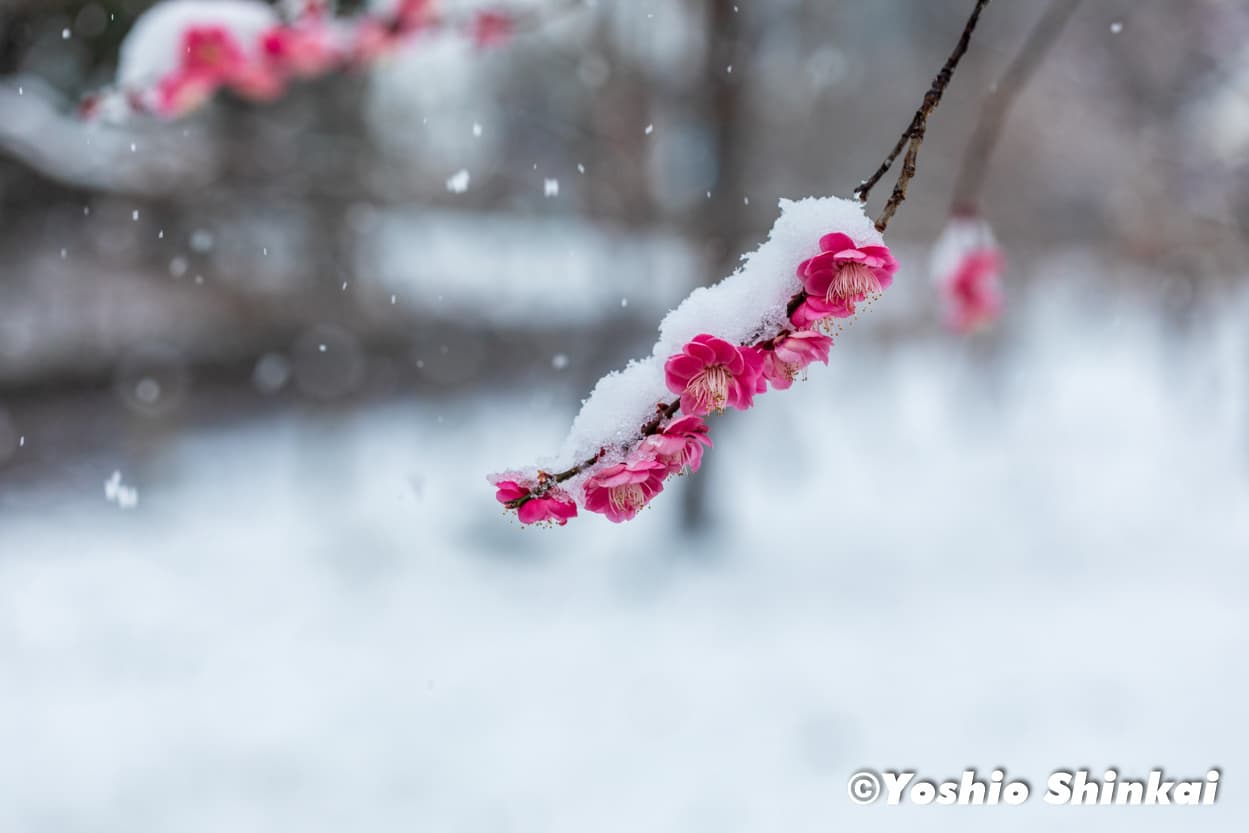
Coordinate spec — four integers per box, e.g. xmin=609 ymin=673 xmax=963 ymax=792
xmin=854 ymin=126 xmax=914 ymax=206
xmin=950 ymin=0 xmax=1082 ymax=212
xmin=855 ymin=0 xmax=993 ymax=231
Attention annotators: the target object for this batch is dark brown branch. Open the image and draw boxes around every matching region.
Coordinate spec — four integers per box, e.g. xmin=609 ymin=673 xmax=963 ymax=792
xmin=853 ymin=126 xmax=914 ymax=208
xmin=855 ymin=0 xmax=993 ymax=231
xmin=950 ymin=0 xmax=1082 ymax=212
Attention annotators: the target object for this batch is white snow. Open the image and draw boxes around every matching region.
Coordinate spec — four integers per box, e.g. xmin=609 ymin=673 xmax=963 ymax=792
xmin=655 ymin=196 xmax=878 ymax=358
xmin=0 ymin=76 xmax=220 ymax=193
xmin=546 ymin=196 xmax=881 ymax=468
xmin=556 ymin=355 xmax=672 ymax=468
xmin=117 ymin=0 xmax=279 ymax=90
xmin=3 ymin=281 xmax=1248 ymax=833
xmin=103 ymin=470 xmax=139 ymax=509
xmin=544 ymin=177 xmax=560 ymax=197
xmin=445 ymin=168 xmax=471 ymax=193
xmin=1187 ymin=44 xmax=1249 ymax=164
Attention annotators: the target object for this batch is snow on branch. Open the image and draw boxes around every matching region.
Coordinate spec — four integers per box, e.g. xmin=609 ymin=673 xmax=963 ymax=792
xmin=81 ymin=0 xmax=580 ymax=121
xmin=0 ymin=76 xmax=221 ymax=195
xmin=490 ymin=197 xmax=897 ymax=525
xmin=490 ymin=0 xmax=996 ymax=527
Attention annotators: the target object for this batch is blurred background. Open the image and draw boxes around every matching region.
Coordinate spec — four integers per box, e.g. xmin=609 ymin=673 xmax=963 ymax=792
xmin=2 ymin=0 xmax=1249 ymax=831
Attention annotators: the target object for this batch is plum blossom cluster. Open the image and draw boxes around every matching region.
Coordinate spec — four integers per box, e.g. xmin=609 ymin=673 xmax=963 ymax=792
xmin=930 ymin=213 xmax=1004 ymax=334
xmin=491 ymin=197 xmax=897 ymax=526
xmin=81 ymin=0 xmax=520 ymax=120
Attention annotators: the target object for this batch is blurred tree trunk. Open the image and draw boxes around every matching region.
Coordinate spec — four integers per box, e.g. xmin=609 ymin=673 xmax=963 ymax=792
xmin=680 ymin=0 xmax=747 ymax=535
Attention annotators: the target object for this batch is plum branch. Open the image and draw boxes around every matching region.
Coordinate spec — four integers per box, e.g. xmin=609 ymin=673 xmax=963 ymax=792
xmin=496 ymin=1 xmax=1002 ymax=525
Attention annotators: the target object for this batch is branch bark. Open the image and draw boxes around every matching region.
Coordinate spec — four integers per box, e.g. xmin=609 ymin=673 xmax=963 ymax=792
xmin=854 ymin=0 xmax=993 ymax=232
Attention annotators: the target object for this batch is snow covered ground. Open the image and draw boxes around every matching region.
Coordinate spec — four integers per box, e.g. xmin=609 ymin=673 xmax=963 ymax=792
xmin=2 ymin=276 xmax=1249 ymax=832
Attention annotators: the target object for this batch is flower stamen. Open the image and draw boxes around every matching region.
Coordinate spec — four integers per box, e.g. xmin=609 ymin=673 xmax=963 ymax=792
xmin=689 ymin=364 xmax=731 ymax=412
xmin=828 ymin=261 xmax=882 ymax=302
xmin=609 ymin=484 xmax=647 ymax=514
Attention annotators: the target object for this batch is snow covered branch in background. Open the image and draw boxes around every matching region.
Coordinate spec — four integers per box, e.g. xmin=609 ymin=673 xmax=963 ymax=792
xmin=490 ymin=197 xmax=897 ymax=525
xmin=0 ymin=76 xmax=220 ymax=195
xmin=81 ymin=0 xmax=566 ymax=121
xmin=931 ymin=0 xmax=1081 ymax=333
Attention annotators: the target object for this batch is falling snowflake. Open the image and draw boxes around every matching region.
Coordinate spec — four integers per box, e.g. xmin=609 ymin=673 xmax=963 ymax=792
xmin=104 ymin=471 xmax=139 ymax=510
xmin=446 ymin=169 xmax=471 ymax=193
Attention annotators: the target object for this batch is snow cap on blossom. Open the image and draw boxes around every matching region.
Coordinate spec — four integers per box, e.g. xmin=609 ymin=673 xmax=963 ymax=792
xmin=494 ymin=197 xmax=890 ymax=527
xmin=493 ymin=479 xmax=578 ymax=526
xmin=664 ymin=334 xmax=764 ymax=416
xmin=639 ymin=415 xmax=713 ymax=474
xmin=930 ymin=214 xmax=1004 ymax=334
xmin=565 ymin=197 xmax=884 ymax=465
xmin=761 ymin=330 xmax=832 ymax=390
xmin=582 ymin=457 xmax=668 ymax=524
xmin=791 ymin=231 xmax=897 ymax=327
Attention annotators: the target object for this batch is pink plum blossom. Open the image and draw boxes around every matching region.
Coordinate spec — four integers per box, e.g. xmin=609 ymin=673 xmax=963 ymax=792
xmin=664 ymin=334 xmax=764 ymax=416
xmin=154 ymin=26 xmax=248 ymax=115
xmin=156 ymin=70 xmax=218 ymax=117
xmin=639 ymin=415 xmax=712 ymax=474
xmin=351 ymin=0 xmax=436 ymax=61
xmin=350 ymin=19 xmax=398 ymax=61
xmin=791 ymin=232 xmax=897 ymax=327
xmin=262 ymin=24 xmax=341 ymax=78
xmin=226 ymin=61 xmax=286 ymax=101
xmin=471 ymin=10 xmax=514 ymax=48
xmin=941 ymin=247 xmax=1003 ymax=333
xmin=494 ymin=480 xmax=578 ymax=526
xmin=154 ymin=25 xmax=284 ymax=115
xmin=760 ymin=330 xmax=832 ymax=390
xmin=394 ymin=0 xmax=438 ymax=33
xmin=582 ymin=457 xmax=667 ymax=523
xmin=930 ymin=215 xmax=1004 ymax=334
